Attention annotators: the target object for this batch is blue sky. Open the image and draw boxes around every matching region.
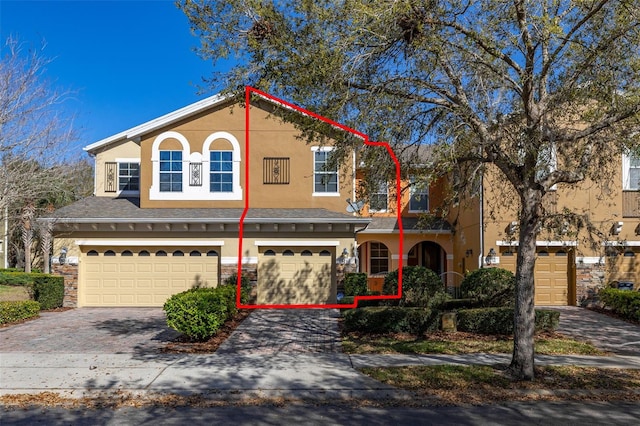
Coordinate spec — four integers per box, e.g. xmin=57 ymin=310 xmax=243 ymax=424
xmin=0 ymin=0 xmax=222 ymax=152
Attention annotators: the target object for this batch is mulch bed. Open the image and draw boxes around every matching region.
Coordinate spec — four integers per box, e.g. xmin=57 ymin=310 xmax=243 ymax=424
xmin=162 ymin=309 xmax=251 ymax=353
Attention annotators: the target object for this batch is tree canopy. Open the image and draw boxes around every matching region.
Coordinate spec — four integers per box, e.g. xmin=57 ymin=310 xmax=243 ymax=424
xmin=179 ymin=0 xmax=640 ymax=380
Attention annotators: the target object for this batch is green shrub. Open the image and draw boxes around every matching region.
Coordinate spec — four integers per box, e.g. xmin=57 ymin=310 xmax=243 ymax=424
xmin=344 ymin=273 xmax=368 ymax=296
xmin=163 ymin=285 xmax=238 ymax=340
xmin=0 ymin=272 xmax=33 ymax=287
xmin=382 ymin=266 xmax=450 ymax=308
xmin=599 ymin=288 xmax=640 ymax=321
xmin=223 ymin=272 xmax=251 ymax=304
xmin=31 ymin=274 xmax=64 ymax=310
xmin=342 ymin=306 xmax=440 ymax=334
xmin=460 ymin=268 xmax=515 ymax=307
xmin=338 ymin=295 xmax=382 ymax=308
xmin=456 ymin=307 xmax=560 ymax=335
xmin=0 ymin=300 xmax=40 ymax=324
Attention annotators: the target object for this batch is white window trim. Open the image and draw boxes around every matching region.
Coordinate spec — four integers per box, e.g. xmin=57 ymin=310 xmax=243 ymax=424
xmin=622 ymin=151 xmax=640 ymax=190
xmin=115 ymin=158 xmax=141 ymax=196
xmin=150 ymin=131 xmax=242 ymax=200
xmin=311 ymin=146 xmax=340 ymax=197
xmin=369 ymin=182 xmax=388 ymax=213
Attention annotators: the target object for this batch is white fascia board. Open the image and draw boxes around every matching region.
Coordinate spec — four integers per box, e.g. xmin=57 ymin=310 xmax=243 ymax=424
xmin=255 ymin=240 xmax=340 ymax=246
xmin=496 ymin=240 xmax=578 ymax=247
xmin=602 ymin=241 xmax=640 ymax=246
xmin=75 ymin=240 xmax=225 ymax=246
xmin=83 ymin=94 xmax=229 ymax=153
xmin=359 ymin=229 xmax=451 ymax=234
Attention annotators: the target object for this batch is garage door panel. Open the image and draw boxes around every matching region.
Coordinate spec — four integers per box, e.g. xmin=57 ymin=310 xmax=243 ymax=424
xmin=81 ymin=247 xmax=220 ymax=307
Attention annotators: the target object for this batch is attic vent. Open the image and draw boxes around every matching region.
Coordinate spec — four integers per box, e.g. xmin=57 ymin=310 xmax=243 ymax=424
xmin=105 ymin=162 xmax=117 ymax=193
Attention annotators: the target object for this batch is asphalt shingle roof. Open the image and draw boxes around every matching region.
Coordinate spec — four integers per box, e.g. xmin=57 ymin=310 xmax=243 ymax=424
xmin=364 ymin=216 xmax=452 ymax=232
xmin=45 ymin=197 xmax=370 ymax=224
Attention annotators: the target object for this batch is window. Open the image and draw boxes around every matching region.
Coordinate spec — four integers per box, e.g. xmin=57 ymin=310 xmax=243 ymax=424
xmin=370 ymin=242 xmax=389 ymax=274
xmin=369 ymin=181 xmax=388 ymax=212
xmin=319 ymin=250 xmax=331 ymax=256
xmin=624 ymin=152 xmax=640 ymax=190
xmin=118 ymin=163 xmax=140 ymax=192
xmin=301 ymin=250 xmax=312 ymax=256
xmin=173 ymin=250 xmax=184 ymax=256
xmin=156 ymin=250 xmax=167 ymax=256
xmin=283 ymin=250 xmax=295 ymax=256
xmin=190 ymin=250 xmax=202 ymax=257
xmin=409 ymin=177 xmax=429 ymax=212
xmin=206 ymin=250 xmax=219 ymax=257
xmin=104 ymin=250 xmax=116 ymax=257
xmin=159 ymin=151 xmax=182 ymax=192
xmin=313 ymin=150 xmax=338 ymax=194
xmin=138 ymin=250 xmax=150 ymax=256
xmin=87 ymin=250 xmax=99 ymax=256
xmin=264 ymin=250 xmax=276 ymax=256
xmin=121 ymin=250 xmax=133 ymax=256
xmin=210 ymin=151 xmax=233 ymax=192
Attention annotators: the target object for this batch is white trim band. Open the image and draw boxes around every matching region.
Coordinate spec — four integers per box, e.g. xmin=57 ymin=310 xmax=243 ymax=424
xmin=603 ymin=241 xmax=640 ymax=246
xmin=255 ymin=240 xmax=340 ymax=247
xmin=221 ymin=256 xmax=258 ymax=265
xmin=75 ymin=240 xmax=225 ymax=246
xmin=496 ymin=240 xmax=578 ymax=247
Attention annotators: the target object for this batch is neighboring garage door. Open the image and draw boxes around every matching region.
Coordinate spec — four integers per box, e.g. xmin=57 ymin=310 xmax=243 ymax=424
xmin=499 ymin=248 xmax=571 ymax=306
xmin=81 ymin=247 xmax=219 ymax=307
xmin=607 ymin=249 xmax=640 ymax=290
xmin=257 ymin=247 xmax=335 ymax=305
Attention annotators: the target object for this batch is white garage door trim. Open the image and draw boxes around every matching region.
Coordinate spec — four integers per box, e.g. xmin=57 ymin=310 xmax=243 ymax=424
xmin=255 ymin=240 xmax=340 ymax=246
xmin=76 ymin=239 xmax=225 ymax=246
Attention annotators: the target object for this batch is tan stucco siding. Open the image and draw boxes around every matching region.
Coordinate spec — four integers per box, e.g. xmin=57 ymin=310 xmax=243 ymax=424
xmin=93 ymin=140 xmax=141 ymax=197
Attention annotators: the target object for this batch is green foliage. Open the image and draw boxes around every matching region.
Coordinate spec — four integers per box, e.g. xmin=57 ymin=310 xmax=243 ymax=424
xmin=599 ymin=288 xmax=640 ymax=321
xmin=344 ymin=272 xmax=368 ymax=296
xmin=0 ymin=300 xmax=40 ymax=324
xmin=382 ymin=266 xmax=450 ymax=308
xmin=456 ymin=307 xmax=559 ymax=335
xmin=460 ymin=268 xmax=516 ymax=308
xmin=163 ymin=285 xmax=238 ymax=341
xmin=342 ymin=306 xmax=440 ymax=335
xmin=223 ymin=272 xmax=252 ymax=304
xmin=0 ymin=272 xmax=33 ymax=287
xmin=338 ymin=295 xmax=381 ymax=308
xmin=31 ymin=274 xmax=64 ymax=310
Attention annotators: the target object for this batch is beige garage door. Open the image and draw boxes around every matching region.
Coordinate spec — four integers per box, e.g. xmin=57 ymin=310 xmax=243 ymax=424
xmin=608 ymin=249 xmax=640 ymax=289
xmin=257 ymin=247 xmax=335 ymax=305
xmin=499 ymin=248 xmax=570 ymax=306
xmin=81 ymin=247 xmax=219 ymax=307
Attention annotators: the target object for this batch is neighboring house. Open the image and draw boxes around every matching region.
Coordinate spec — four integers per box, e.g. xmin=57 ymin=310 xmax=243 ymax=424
xmin=43 ymin=95 xmax=369 ymax=307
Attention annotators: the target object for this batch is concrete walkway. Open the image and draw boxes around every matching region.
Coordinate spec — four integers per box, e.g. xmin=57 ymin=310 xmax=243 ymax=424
xmin=1 ymin=306 xmax=640 ymax=399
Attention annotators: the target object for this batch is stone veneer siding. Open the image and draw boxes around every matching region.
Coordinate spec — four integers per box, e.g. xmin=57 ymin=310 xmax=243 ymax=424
xmin=52 ymin=263 xmax=78 ymax=308
xmin=575 ymin=262 xmax=606 ymax=307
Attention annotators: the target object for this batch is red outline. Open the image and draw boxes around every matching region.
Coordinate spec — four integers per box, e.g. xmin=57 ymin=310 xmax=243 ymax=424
xmin=237 ymin=86 xmax=403 ymax=309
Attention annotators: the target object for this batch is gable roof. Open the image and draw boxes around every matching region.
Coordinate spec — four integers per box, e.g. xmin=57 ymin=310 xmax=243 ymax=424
xmin=83 ymin=93 xmax=230 ymax=154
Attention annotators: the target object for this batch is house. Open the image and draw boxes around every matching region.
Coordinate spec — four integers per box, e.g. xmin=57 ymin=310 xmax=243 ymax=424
xmin=42 ymin=92 xmax=638 ymax=308
xmin=43 ymin=94 xmax=370 ymax=307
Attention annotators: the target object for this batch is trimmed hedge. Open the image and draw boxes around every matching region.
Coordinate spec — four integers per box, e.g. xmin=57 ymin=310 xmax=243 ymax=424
xmin=599 ymin=288 xmax=640 ymax=321
xmin=342 ymin=306 xmax=440 ymax=334
xmin=163 ymin=285 xmax=238 ymax=341
xmin=460 ymin=268 xmax=516 ymax=308
xmin=383 ymin=266 xmax=450 ymax=308
xmin=0 ymin=272 xmax=33 ymax=287
xmin=338 ymin=296 xmax=381 ymax=308
xmin=0 ymin=300 xmax=40 ymax=324
xmin=31 ymin=275 xmax=64 ymax=310
xmin=456 ymin=307 xmax=560 ymax=335
xmin=344 ymin=273 xmax=368 ymax=296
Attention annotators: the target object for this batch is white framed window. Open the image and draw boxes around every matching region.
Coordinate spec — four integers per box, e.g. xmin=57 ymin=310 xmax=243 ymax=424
xmin=370 ymin=242 xmax=389 ymax=274
xmin=409 ymin=176 xmax=429 ymax=212
xmin=312 ymin=147 xmax=339 ymax=196
xmin=369 ymin=181 xmax=388 ymax=212
xmin=159 ymin=150 xmax=183 ymax=192
xmin=623 ymin=152 xmax=640 ymax=190
xmin=118 ymin=162 xmax=140 ymax=192
xmin=209 ymin=151 xmax=233 ymax=192
xmin=150 ymin=130 xmax=242 ymax=200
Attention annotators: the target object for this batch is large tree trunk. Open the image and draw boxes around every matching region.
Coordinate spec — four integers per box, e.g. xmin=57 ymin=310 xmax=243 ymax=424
xmin=21 ymin=202 xmax=35 ymax=274
xmin=509 ymin=190 xmax=542 ymax=380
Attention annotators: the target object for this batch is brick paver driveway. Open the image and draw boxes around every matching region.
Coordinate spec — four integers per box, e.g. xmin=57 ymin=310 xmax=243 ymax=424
xmin=0 ymin=308 xmax=180 ymax=354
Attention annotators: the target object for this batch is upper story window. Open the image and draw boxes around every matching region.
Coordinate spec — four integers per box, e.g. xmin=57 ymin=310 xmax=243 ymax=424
xmin=159 ymin=150 xmax=183 ymax=192
xmin=623 ymin=152 xmax=640 ymax=190
xmin=313 ymin=148 xmax=339 ymax=195
xmin=118 ymin=162 xmax=139 ymax=192
xmin=369 ymin=181 xmax=388 ymax=212
xmin=409 ymin=176 xmax=429 ymax=212
xmin=210 ymin=151 xmax=233 ymax=192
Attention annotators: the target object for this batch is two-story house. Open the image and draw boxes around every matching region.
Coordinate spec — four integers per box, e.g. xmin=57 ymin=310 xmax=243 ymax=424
xmin=44 ymin=94 xmax=369 ymax=307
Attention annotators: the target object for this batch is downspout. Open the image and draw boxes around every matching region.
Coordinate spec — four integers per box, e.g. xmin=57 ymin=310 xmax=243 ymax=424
xmin=354 ymin=222 xmax=370 ymax=273
xmin=478 ymin=173 xmax=485 ymax=269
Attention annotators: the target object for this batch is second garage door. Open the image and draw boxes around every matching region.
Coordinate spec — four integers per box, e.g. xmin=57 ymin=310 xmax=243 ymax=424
xmin=499 ymin=248 xmax=572 ymax=306
xmin=80 ymin=247 xmax=220 ymax=307
xmin=257 ymin=247 xmax=335 ymax=305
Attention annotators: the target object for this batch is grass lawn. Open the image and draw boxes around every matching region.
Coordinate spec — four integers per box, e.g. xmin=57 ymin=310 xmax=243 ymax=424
xmin=342 ymin=330 xmax=607 ymax=356
xmin=0 ymin=285 xmax=30 ymax=302
xmin=360 ymin=364 xmax=640 ymax=405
